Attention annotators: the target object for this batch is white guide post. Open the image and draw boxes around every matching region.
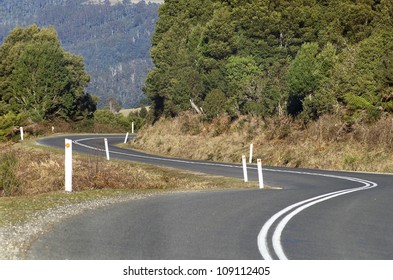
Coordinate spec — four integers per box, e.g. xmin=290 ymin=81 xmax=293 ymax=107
xmin=132 ymin=122 xmax=135 ymax=134
xmin=124 ymin=132 xmax=129 ymax=144
xmin=104 ymin=138 xmax=110 ymax=160
xmin=257 ymin=159 xmax=264 ymax=189
xmin=20 ymin=127 xmax=24 ymax=141
xmin=242 ymin=155 xmax=248 ymax=183
xmin=249 ymin=143 xmax=253 ymax=163
xmin=65 ymin=139 xmax=73 ymax=192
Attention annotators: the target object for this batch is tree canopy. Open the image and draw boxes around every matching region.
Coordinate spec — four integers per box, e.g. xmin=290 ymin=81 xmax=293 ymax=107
xmin=145 ymin=0 xmax=393 ymax=123
xmin=0 ymin=25 xmax=95 ymax=123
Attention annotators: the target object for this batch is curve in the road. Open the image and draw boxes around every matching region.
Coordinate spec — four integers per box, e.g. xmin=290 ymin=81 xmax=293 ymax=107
xmin=72 ymin=136 xmax=380 ymax=259
xmin=73 ymin=136 xmax=242 ymax=169
xmin=259 ymin=175 xmax=377 ymax=260
xmin=33 ymin=134 xmax=389 ymax=260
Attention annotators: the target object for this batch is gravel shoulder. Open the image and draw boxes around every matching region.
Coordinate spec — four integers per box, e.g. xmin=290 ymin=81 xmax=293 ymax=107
xmin=0 ymin=192 xmax=159 ymax=259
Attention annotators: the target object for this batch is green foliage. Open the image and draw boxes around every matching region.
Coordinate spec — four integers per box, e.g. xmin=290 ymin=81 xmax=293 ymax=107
xmin=301 ymin=91 xmax=337 ymax=123
xmin=345 ymin=93 xmax=374 ymax=111
xmin=299 ymin=43 xmax=338 ymax=121
xmin=146 ymin=0 xmax=213 ymax=119
xmin=225 ymin=56 xmax=263 ymax=115
xmin=146 ymin=0 xmax=392 ymax=123
xmin=287 ymin=42 xmax=320 ymax=116
xmin=344 ymin=93 xmax=381 ymax=122
xmin=326 ymin=27 xmax=393 ymax=121
xmin=0 ymin=25 xmax=95 ymax=126
xmin=93 ymin=107 xmax=149 ymax=132
xmin=0 ymin=112 xmax=26 ymax=141
xmin=199 ymin=5 xmax=236 ymax=62
xmin=203 ymin=89 xmax=227 ymax=120
xmin=128 ymin=110 xmax=147 ymax=132
xmin=0 ymin=152 xmax=20 ymax=196
xmin=94 ymin=110 xmax=132 ymax=131
xmin=139 ymin=106 xmax=148 ymax=119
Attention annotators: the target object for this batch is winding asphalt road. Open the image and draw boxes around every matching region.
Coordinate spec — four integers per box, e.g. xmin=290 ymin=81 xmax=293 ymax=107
xmin=28 ymin=134 xmax=393 ymax=260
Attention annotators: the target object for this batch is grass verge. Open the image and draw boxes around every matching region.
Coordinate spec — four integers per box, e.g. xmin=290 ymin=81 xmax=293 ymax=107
xmin=1 ymin=136 xmax=270 ymax=259
xmin=130 ymin=113 xmax=393 ymax=173
xmin=0 ymin=138 xmax=263 ymax=227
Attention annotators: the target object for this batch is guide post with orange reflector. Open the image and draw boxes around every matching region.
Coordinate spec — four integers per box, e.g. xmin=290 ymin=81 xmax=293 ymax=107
xmin=65 ymin=139 xmax=72 ymax=192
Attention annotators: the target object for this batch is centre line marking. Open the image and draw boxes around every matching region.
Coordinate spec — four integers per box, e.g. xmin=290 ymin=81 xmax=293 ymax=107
xmin=71 ymin=136 xmax=378 ymax=260
xmin=258 ymin=176 xmax=377 ymax=260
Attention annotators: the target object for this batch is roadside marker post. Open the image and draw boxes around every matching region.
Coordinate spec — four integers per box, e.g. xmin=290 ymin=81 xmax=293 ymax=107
xmin=20 ymin=127 xmax=24 ymax=141
xmin=132 ymin=122 xmax=135 ymax=134
xmin=65 ymin=139 xmax=72 ymax=192
xmin=104 ymin=138 xmax=110 ymax=160
xmin=249 ymin=143 xmax=253 ymax=163
xmin=242 ymin=155 xmax=248 ymax=183
xmin=124 ymin=132 xmax=129 ymax=144
xmin=257 ymin=159 xmax=264 ymax=189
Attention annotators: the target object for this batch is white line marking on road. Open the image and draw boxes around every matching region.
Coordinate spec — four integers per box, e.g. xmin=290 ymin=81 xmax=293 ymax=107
xmin=71 ymin=136 xmax=379 ymax=260
xmin=257 ymin=188 xmax=352 ymax=260
xmin=73 ymin=136 xmax=243 ymax=169
xmin=258 ymin=176 xmax=377 ymax=260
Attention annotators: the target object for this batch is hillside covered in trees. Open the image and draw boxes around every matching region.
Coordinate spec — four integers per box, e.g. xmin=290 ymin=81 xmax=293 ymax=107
xmin=146 ymin=0 xmax=393 ymax=123
xmin=0 ymin=0 xmax=159 ymax=108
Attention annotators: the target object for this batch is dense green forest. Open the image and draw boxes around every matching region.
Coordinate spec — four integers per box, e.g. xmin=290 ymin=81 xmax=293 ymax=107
xmin=146 ymin=0 xmax=393 ymax=123
xmin=0 ymin=0 xmax=159 ymax=108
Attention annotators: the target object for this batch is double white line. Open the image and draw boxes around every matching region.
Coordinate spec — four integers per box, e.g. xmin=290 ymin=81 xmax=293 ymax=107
xmin=257 ymin=171 xmax=378 ymax=260
xmin=71 ymin=136 xmax=379 ymax=260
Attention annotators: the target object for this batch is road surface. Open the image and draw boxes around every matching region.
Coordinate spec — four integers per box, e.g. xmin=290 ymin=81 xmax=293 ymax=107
xmin=28 ymin=134 xmax=393 ymax=259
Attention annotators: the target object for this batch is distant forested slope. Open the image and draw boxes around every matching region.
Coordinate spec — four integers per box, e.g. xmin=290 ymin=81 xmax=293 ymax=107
xmin=146 ymin=0 xmax=393 ymax=123
xmin=0 ymin=0 xmax=159 ymax=108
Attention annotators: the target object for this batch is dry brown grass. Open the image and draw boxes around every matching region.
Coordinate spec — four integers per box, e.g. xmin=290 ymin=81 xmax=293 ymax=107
xmin=131 ymin=112 xmax=393 ymax=173
xmin=1 ymin=112 xmax=391 ymax=196
xmin=0 ymin=141 xmax=237 ymax=197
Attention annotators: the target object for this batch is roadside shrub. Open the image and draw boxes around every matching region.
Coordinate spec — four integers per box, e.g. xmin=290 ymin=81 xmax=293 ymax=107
xmin=0 ymin=112 xmax=27 ymax=142
xmin=344 ymin=93 xmax=381 ymax=122
xmin=128 ymin=111 xmax=147 ymax=132
xmin=94 ymin=109 xmax=133 ymax=131
xmin=139 ymin=106 xmax=148 ymax=118
xmin=95 ymin=108 xmax=149 ymax=133
xmin=203 ymin=89 xmax=227 ymax=120
xmin=0 ymin=152 xmax=21 ymax=196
